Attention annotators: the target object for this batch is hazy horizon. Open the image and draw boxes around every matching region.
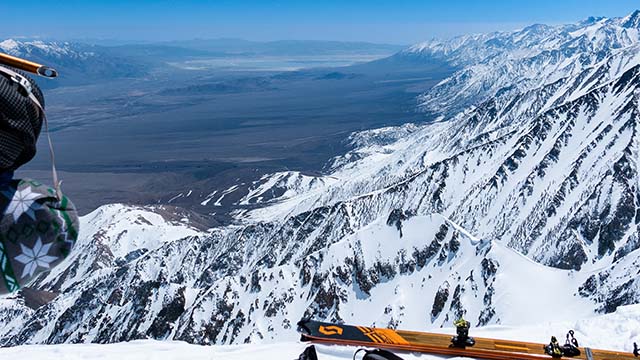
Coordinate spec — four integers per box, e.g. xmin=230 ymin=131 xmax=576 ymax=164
xmin=1 ymin=1 xmax=638 ymax=45
xmin=2 ymin=36 xmax=412 ymax=47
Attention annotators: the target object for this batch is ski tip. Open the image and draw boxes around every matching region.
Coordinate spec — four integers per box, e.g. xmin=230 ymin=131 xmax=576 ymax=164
xmin=297 ymin=318 xmax=313 ymax=335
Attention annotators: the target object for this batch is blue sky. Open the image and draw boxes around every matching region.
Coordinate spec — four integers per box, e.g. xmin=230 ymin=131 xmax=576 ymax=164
xmin=1 ymin=1 xmax=638 ymax=44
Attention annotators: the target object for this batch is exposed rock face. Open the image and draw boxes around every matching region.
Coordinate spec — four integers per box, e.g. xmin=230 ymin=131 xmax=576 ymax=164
xmin=19 ymin=288 xmax=58 ymax=310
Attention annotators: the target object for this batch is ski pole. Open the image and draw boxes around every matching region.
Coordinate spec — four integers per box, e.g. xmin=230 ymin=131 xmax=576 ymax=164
xmin=0 ymin=52 xmax=58 ymax=78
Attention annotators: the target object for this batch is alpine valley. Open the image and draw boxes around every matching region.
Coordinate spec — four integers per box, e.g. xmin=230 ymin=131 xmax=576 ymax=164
xmin=2 ymin=11 xmax=640 ymax=351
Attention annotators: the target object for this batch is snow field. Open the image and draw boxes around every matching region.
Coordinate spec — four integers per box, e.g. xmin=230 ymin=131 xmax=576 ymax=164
xmin=2 ymin=303 xmax=638 ymax=359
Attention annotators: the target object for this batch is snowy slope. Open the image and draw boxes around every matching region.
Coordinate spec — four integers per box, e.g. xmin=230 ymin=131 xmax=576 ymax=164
xmin=0 ymin=210 xmax=595 ymax=345
xmin=0 ymin=204 xmax=208 ymax=344
xmin=237 ymin=54 xmax=640 ymax=271
xmin=1 ymin=303 xmax=639 ymax=359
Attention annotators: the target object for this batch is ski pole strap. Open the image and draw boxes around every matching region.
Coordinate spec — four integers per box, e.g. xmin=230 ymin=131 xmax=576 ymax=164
xmin=354 ymin=349 xmax=405 ymax=360
xmin=0 ymin=65 xmax=62 ymax=200
xmin=37 ymin=104 xmax=63 ymax=200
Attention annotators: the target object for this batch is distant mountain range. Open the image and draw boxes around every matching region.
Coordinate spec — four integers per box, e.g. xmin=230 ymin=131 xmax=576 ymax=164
xmin=0 ymin=38 xmax=405 ymax=88
xmin=0 ymin=39 xmax=146 ymax=87
xmin=1 ymin=10 xmax=640 ymax=348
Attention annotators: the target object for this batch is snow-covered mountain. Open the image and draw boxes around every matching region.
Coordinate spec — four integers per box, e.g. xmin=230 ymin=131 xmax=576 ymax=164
xmin=2 ymin=11 xmax=640 ymax=348
xmin=0 ymin=39 xmax=85 ymax=59
xmin=0 ymin=39 xmax=145 ymax=85
xmin=403 ymin=10 xmax=640 ymax=114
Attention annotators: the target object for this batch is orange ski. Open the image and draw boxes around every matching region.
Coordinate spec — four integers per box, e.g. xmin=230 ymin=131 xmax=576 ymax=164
xmin=297 ymin=320 xmax=637 ymax=360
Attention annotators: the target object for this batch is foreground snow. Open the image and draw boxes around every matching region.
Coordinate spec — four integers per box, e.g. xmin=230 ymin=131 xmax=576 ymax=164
xmin=3 ymin=304 xmax=638 ymax=359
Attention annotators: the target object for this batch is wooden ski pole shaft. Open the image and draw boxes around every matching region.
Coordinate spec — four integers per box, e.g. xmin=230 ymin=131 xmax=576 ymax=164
xmin=0 ymin=52 xmax=58 ymax=78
